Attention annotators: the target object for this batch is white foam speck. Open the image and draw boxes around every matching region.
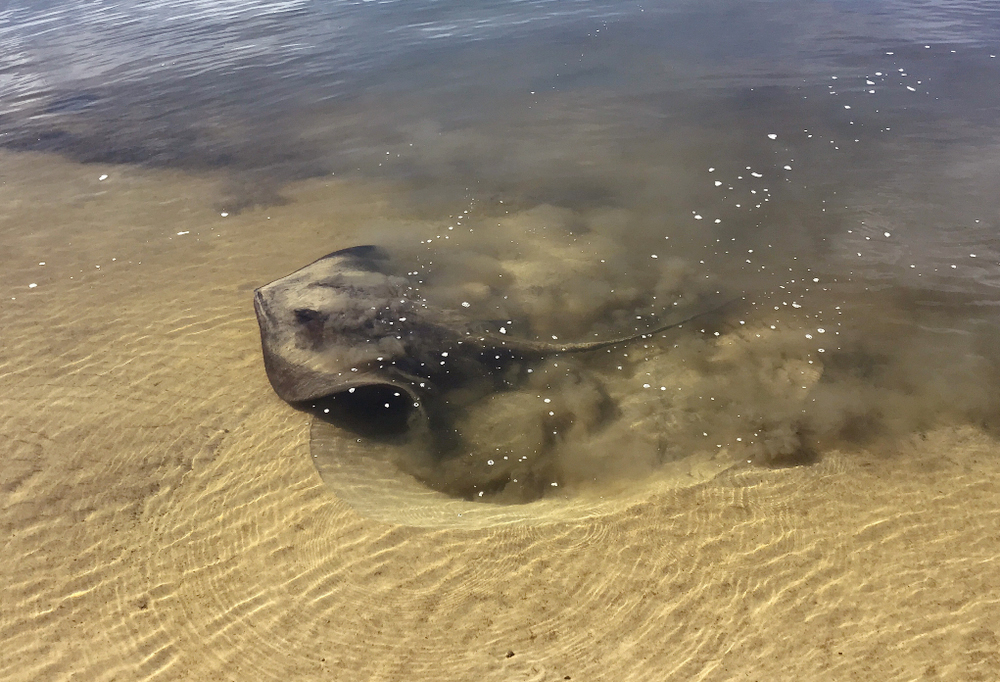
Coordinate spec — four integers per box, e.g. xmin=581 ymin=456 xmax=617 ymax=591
xmin=767 ymin=133 xmax=777 ymax=139
xmin=694 ymin=214 xmax=703 ymax=220
xmin=177 ymin=231 xmax=189 ymax=236
xmin=221 ymin=212 xmax=229 ymax=217
xmin=714 ymin=180 xmax=722 ymax=186
xmin=28 ymin=283 xmax=37 ymax=288
xmin=99 ymin=174 xmax=108 ymax=181
xmin=461 ymin=301 xmax=470 ymax=308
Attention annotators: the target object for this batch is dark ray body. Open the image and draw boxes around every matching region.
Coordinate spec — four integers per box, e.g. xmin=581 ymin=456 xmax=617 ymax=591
xmin=253 ymin=245 xmax=729 ymax=446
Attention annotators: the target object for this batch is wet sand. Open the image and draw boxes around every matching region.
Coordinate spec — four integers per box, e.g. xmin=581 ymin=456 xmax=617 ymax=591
xmin=2 ymin=150 xmax=999 ymax=681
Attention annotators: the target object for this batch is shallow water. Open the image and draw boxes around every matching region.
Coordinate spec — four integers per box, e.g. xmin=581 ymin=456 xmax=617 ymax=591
xmin=2 ymin=1 xmax=1000 ymax=679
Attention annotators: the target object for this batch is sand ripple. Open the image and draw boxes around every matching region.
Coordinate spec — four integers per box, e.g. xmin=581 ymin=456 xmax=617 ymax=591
xmin=2 ymin=154 xmax=999 ymax=681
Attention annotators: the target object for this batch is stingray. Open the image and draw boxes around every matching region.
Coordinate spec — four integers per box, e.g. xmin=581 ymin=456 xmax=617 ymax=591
xmin=254 ymin=245 xmax=728 ymax=440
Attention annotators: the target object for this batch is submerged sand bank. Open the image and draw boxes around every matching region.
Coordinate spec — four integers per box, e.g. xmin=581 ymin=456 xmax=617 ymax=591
xmin=1 ymin=152 xmax=998 ymax=681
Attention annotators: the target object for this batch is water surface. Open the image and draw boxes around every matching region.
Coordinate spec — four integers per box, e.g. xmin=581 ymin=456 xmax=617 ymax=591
xmin=2 ymin=1 xmax=1000 ymax=679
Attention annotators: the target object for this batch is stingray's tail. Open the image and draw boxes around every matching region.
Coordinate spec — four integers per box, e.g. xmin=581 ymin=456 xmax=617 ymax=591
xmin=464 ymin=297 xmax=740 ymax=355
xmin=549 ymin=297 xmax=740 ymax=353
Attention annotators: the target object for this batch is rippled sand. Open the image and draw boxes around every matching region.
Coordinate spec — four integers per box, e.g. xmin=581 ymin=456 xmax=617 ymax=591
xmin=2 ymin=151 xmax=999 ymax=681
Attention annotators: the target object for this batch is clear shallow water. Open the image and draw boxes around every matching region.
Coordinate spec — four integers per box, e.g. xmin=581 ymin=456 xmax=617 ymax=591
xmin=4 ymin=0 xmax=1000 ymax=498
xmin=2 ymin=2 xmax=1000 ymax=678
xmin=4 ymin=0 xmax=1000 ymax=502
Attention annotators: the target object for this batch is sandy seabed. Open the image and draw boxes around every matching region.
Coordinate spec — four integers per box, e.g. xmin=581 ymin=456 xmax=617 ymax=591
xmin=2 ymin=151 xmax=999 ymax=681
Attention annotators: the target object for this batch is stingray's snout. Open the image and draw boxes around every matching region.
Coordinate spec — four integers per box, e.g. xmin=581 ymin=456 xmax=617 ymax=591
xmin=252 ymin=287 xmax=273 ymax=327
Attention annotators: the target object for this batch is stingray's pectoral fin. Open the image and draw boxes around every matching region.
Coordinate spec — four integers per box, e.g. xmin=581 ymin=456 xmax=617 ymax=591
xmin=314 ymin=244 xmax=391 ymax=271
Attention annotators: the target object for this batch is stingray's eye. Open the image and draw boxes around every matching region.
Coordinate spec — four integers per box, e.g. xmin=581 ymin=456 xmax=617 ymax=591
xmin=294 ymin=308 xmax=322 ymax=324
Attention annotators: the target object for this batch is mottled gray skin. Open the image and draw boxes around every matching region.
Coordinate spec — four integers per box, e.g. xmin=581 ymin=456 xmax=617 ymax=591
xmin=254 ymin=245 xmax=724 ymax=415
xmin=254 ymin=246 xmax=431 ymax=405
